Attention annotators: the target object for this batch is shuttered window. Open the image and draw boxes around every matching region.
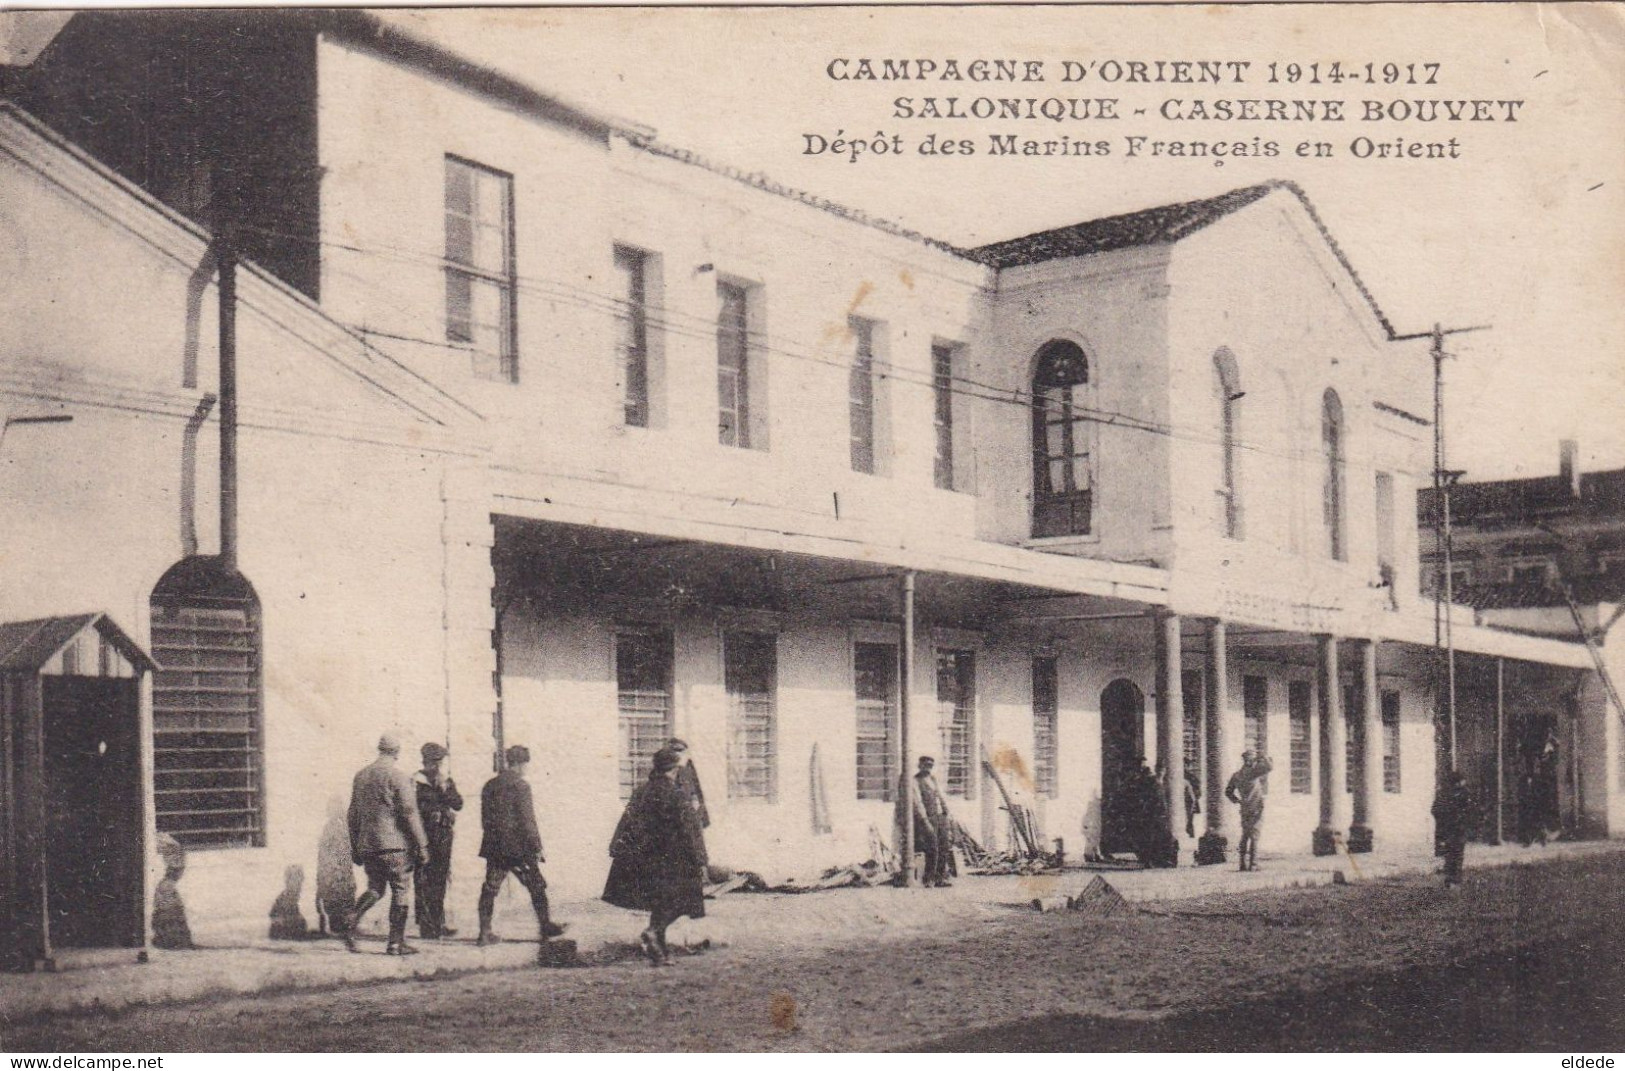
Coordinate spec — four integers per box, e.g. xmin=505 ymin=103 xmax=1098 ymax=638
xmin=725 ymin=631 xmax=776 ymax=801
xmin=936 ymin=650 xmax=976 ymax=798
xmin=1381 ymin=690 xmax=1402 ymax=793
xmin=151 ymin=588 xmax=263 ymax=849
xmin=616 ymin=629 xmax=673 ymax=801
xmin=445 ymin=157 xmax=516 ymax=382
xmin=1032 ymin=657 xmax=1058 ymax=799
xmin=1289 ymin=680 xmax=1313 ymax=794
xmin=1243 ymin=675 xmax=1268 ymax=757
xmin=849 ymin=318 xmax=877 ymax=474
xmin=854 ymin=642 xmax=898 ymax=801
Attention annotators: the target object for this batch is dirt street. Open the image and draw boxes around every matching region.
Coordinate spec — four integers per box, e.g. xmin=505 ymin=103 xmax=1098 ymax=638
xmin=6 ymin=852 xmax=1625 ymax=1052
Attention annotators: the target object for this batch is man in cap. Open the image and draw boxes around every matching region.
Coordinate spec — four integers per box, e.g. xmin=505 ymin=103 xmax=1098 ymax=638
xmin=910 ymin=755 xmax=953 ymax=887
xmin=345 ymin=734 xmax=430 ymax=955
xmin=1225 ymin=750 xmax=1274 ymax=872
xmin=413 ymin=741 xmax=463 ymax=940
xmin=477 ymin=744 xmax=565 ymax=955
xmin=667 ymin=737 xmax=710 ymax=829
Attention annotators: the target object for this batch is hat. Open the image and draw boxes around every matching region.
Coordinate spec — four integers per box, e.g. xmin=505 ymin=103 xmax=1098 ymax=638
xmin=505 ymin=744 xmax=531 ymax=766
xmin=652 ymin=748 xmax=681 ymax=773
xmin=1242 ymin=750 xmax=1257 ymax=762
xmin=421 ymin=742 xmax=448 ymax=761
xmin=377 ymin=733 xmax=400 ymax=755
xmin=917 ymin=755 xmax=935 ymax=767
xmin=667 ymin=737 xmax=690 ymax=752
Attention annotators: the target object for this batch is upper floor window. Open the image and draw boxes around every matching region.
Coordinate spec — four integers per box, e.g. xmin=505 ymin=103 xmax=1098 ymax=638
xmin=1214 ymin=350 xmax=1244 ymax=538
xmin=933 ymin=342 xmax=957 ymax=491
xmin=444 ymin=157 xmax=516 ymax=382
xmin=1322 ymin=389 xmax=1346 ymax=561
xmin=849 ymin=318 xmax=878 ymax=474
xmin=717 ymin=281 xmax=753 ymax=448
xmin=1031 ymin=340 xmax=1092 ymax=538
xmin=613 ymin=246 xmax=650 ymax=427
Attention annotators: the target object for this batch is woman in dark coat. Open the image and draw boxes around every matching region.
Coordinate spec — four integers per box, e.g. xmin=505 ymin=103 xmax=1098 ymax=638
xmin=603 ymin=748 xmax=709 ymax=965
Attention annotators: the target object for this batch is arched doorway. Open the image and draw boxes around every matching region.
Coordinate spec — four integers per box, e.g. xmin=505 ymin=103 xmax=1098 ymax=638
xmin=1100 ymin=678 xmax=1146 ymax=856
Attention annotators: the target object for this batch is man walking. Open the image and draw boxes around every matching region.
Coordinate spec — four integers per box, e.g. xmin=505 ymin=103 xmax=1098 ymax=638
xmin=413 ymin=742 xmax=463 ymax=940
xmin=477 ymin=745 xmax=565 ymax=956
xmin=910 ymin=755 xmax=953 ymax=887
xmin=345 ymin=734 xmax=429 ymax=955
xmin=1225 ymin=750 xmax=1273 ymax=872
xmin=1433 ymin=770 xmax=1473 ymax=888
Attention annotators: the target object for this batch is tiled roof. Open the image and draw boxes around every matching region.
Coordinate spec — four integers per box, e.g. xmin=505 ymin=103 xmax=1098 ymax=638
xmin=965 ymin=179 xmax=1396 ymax=338
xmin=1418 ymin=468 xmax=1625 ymax=526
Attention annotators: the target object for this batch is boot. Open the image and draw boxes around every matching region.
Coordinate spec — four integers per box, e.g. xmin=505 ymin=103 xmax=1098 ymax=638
xmin=476 ymin=891 xmax=501 ymax=946
xmin=385 ymin=905 xmax=418 ymax=956
xmin=345 ymin=890 xmax=381 ymax=953
xmin=533 ymin=890 xmax=566 ymax=939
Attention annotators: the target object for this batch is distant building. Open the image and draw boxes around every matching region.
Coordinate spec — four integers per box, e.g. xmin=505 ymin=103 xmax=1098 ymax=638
xmin=1418 ymin=442 xmax=1625 ymax=841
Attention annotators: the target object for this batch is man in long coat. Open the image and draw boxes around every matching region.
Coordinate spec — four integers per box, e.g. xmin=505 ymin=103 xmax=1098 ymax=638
xmin=1432 ymin=770 xmax=1473 ymax=887
xmin=603 ymin=748 xmax=708 ymax=965
xmin=346 ymin=734 xmax=429 ymax=955
xmin=477 ymin=744 xmax=564 ymax=953
xmin=413 ymin=742 xmax=463 ymax=939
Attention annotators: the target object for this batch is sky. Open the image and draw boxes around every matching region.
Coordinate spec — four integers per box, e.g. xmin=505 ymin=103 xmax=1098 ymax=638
xmin=377 ymin=3 xmax=1625 ymax=483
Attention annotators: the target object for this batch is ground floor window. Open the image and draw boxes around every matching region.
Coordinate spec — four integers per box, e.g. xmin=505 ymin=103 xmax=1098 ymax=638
xmin=1381 ymin=690 xmax=1402 ymax=793
xmin=616 ymin=628 xmax=673 ymax=800
xmin=150 ymin=558 xmax=264 ymax=849
xmin=1343 ymin=682 xmax=1359 ymax=793
xmin=725 ymin=631 xmax=777 ymax=801
xmin=1243 ymin=675 xmax=1268 ymax=758
xmin=1181 ymin=668 xmax=1203 ymax=789
xmin=936 ymin=649 xmax=976 ymax=797
xmin=1289 ymin=680 xmax=1313 ymax=794
xmin=1032 ymin=657 xmax=1058 ymax=799
xmin=854 ymin=641 xmax=897 ymax=801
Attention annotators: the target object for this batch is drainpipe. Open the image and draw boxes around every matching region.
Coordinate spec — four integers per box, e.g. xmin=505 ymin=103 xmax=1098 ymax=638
xmin=218 ymin=230 xmax=238 ymax=573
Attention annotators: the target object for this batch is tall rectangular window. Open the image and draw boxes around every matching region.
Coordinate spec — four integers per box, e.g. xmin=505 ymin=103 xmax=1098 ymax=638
xmin=1181 ymin=668 xmax=1204 ymax=787
xmin=613 ymin=246 xmax=650 ymax=427
xmin=724 ymin=631 xmax=776 ymax=801
xmin=854 ymin=642 xmax=898 ymax=801
xmin=151 ymin=599 xmax=264 ymax=848
xmin=444 ymin=157 xmax=516 ymax=382
xmin=615 ymin=629 xmax=672 ymax=801
xmin=849 ymin=318 xmax=877 ymax=473
xmin=936 ymin=650 xmax=976 ymax=798
xmin=1343 ymin=682 xmax=1359 ymax=794
xmin=1381 ymin=690 xmax=1402 ymax=793
xmin=1032 ymin=657 xmax=1059 ymax=799
xmin=1243 ymin=675 xmax=1268 ymax=757
xmin=717 ymin=281 xmax=751 ymax=448
xmin=933 ymin=342 xmax=956 ymax=490
xmin=1289 ymin=680 xmax=1313 ymax=794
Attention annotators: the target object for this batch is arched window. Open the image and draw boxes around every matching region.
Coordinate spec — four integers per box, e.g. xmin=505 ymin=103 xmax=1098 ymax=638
xmin=150 ymin=556 xmax=264 ymax=848
xmin=1322 ymin=389 xmax=1346 ymax=561
xmin=1214 ymin=350 xmax=1243 ymax=539
xmin=1031 ymin=340 xmax=1092 ymax=538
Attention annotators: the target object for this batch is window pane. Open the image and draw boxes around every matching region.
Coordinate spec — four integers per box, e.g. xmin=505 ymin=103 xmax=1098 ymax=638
xmin=445 ymin=158 xmax=515 ymax=382
xmin=855 ymin=642 xmax=897 ymax=801
xmin=717 ymin=282 xmax=750 ymax=447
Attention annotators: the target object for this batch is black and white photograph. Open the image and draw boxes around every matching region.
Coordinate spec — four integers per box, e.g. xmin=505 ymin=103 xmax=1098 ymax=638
xmin=0 ymin=1 xmax=1622 ymax=1055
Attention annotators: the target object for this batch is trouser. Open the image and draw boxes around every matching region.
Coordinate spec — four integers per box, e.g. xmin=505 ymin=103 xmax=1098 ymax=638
xmin=477 ymin=858 xmax=552 ymax=934
xmin=414 ymin=834 xmax=454 ymax=935
xmin=351 ymin=851 xmax=413 ymax=944
xmin=1442 ymin=839 xmax=1466 ymax=885
xmin=916 ymin=820 xmax=950 ymax=884
xmin=1238 ymin=818 xmax=1262 ymax=867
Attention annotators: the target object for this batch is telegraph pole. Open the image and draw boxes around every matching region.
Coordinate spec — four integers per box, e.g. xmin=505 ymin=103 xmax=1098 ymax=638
xmin=1393 ymin=322 xmax=1487 ymax=776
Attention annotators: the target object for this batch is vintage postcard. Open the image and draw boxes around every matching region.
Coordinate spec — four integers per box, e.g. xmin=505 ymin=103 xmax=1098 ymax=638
xmin=0 ymin=1 xmax=1622 ymax=1056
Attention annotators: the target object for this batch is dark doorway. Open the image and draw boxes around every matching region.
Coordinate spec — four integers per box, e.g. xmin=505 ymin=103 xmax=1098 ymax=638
xmin=42 ymin=676 xmax=143 ymax=948
xmin=1100 ymin=679 xmax=1146 ymax=856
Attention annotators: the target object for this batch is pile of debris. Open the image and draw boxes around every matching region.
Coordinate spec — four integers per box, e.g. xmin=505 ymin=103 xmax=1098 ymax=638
xmin=961 ymin=749 xmax=1065 ymax=876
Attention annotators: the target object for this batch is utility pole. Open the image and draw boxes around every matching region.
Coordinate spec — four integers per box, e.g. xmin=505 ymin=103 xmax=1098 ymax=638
xmin=1393 ymin=321 xmax=1488 ymax=777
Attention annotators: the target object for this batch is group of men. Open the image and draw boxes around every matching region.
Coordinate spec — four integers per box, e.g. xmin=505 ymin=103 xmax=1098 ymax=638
xmin=343 ymin=733 xmax=708 ymax=958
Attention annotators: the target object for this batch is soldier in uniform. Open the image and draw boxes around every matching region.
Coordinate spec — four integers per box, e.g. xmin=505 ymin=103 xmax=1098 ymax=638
xmin=413 ymin=742 xmax=463 ymax=940
xmin=476 ymin=745 xmax=565 ymax=956
xmin=345 ymin=734 xmax=429 ymax=955
xmin=1225 ymin=750 xmax=1274 ymax=872
xmin=910 ymin=755 xmax=953 ymax=887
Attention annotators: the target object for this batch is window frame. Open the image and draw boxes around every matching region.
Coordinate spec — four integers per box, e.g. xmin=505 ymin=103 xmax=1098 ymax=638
xmin=853 ymin=641 xmax=899 ymax=802
xmin=614 ymin=627 xmax=674 ymax=801
xmin=1381 ymin=690 xmax=1402 ymax=793
xmin=935 ymin=648 xmax=977 ymax=799
xmin=932 ymin=341 xmax=957 ymax=491
xmin=724 ymin=630 xmax=778 ymax=803
xmin=443 ymin=155 xmax=518 ymax=383
xmin=1030 ymin=340 xmax=1094 ymax=538
xmin=613 ymin=245 xmax=651 ymax=427
xmin=1243 ymin=674 xmax=1269 ymax=757
xmin=1288 ymin=679 xmax=1313 ymax=794
xmin=1032 ymin=656 xmax=1059 ymax=799
xmin=716 ymin=279 xmax=755 ymax=449
xmin=849 ymin=317 xmax=878 ymax=474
